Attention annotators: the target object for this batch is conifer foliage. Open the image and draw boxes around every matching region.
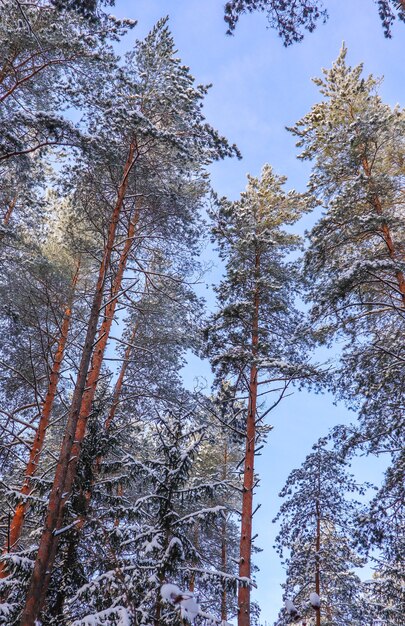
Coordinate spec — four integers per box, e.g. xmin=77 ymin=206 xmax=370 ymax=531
xmin=274 ymin=441 xmax=370 ymax=626
xmin=206 ymin=165 xmax=314 ymax=626
xmin=0 ymin=3 xmax=403 ymax=626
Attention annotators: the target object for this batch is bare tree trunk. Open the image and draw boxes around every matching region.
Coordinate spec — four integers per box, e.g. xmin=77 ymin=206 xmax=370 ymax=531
xmin=238 ymin=252 xmax=260 ymax=626
xmin=20 ymin=141 xmax=137 ymax=626
xmin=63 ymin=211 xmax=139 ymax=497
xmin=38 ymin=310 xmax=141 ymax=613
xmin=0 ymin=260 xmax=80 ymax=577
xmin=103 ymin=318 xmax=139 ymax=433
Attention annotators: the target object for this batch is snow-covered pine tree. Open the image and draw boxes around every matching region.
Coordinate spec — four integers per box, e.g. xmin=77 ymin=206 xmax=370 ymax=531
xmin=273 ymin=440 xmax=370 ymax=626
xmin=288 ymin=46 xmax=404 ymax=617
xmin=205 ymin=165 xmax=314 ymax=626
xmin=0 ymin=0 xmax=133 ymax=162
xmin=16 ymin=16 xmax=239 ymax=623
xmin=355 ymin=446 xmax=404 ymax=626
xmin=289 ymin=45 xmax=405 ymax=321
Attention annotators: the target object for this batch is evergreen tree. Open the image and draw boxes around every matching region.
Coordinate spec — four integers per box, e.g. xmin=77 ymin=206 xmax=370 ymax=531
xmin=206 ymin=165 xmax=314 ymax=626
xmin=224 ymin=1 xmax=405 ymax=41
xmin=289 ymin=48 xmax=404 ymax=618
xmin=14 ymin=17 xmax=239 ymax=624
xmin=273 ymin=441 xmax=370 ymax=626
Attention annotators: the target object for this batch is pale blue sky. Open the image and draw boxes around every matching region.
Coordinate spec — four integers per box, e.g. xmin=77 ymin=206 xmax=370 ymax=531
xmin=114 ymin=1 xmax=404 ymax=623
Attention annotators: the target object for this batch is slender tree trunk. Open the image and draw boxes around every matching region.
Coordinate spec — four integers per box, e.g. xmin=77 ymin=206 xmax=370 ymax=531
xmin=189 ymin=521 xmax=200 ymax=593
xmin=221 ymin=441 xmax=228 ymax=623
xmin=0 ymin=260 xmax=80 ymax=577
xmin=238 ymin=252 xmax=260 ymax=626
xmin=315 ymin=474 xmax=321 ymax=626
xmin=64 ymin=211 xmax=139 ymax=496
xmin=40 ymin=211 xmax=139 ymax=615
xmin=38 ymin=211 xmax=139 ymax=615
xmin=103 ymin=319 xmax=139 ymax=433
xmin=20 ymin=141 xmax=137 ymax=626
xmin=361 ymin=156 xmax=405 ymax=306
xmin=3 ymin=194 xmax=17 ymax=226
xmin=39 ymin=312 xmax=141 ymax=613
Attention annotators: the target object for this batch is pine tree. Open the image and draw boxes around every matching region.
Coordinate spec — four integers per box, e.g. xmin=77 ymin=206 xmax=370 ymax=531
xmin=17 ymin=17 xmax=239 ymax=624
xmin=205 ymin=165 xmax=314 ymax=626
xmin=223 ymin=1 xmax=405 ymax=41
xmin=273 ymin=441 xmax=370 ymax=626
xmin=288 ymin=48 xmax=404 ymax=618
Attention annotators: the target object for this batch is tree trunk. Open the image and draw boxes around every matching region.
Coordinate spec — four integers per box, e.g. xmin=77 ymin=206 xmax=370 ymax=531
xmin=3 ymin=194 xmax=17 ymax=226
xmin=361 ymin=156 xmax=405 ymax=307
xmin=221 ymin=517 xmax=228 ymax=622
xmin=221 ymin=441 xmax=228 ymax=623
xmin=38 ymin=310 xmax=141 ymax=610
xmin=238 ymin=252 xmax=260 ymax=626
xmin=0 ymin=260 xmax=80 ymax=577
xmin=39 ymin=210 xmax=139 ymax=615
xmin=63 ymin=211 xmax=139 ymax=497
xmin=315 ymin=474 xmax=321 ymax=626
xmin=103 ymin=319 xmax=139 ymax=433
xmin=20 ymin=141 xmax=137 ymax=626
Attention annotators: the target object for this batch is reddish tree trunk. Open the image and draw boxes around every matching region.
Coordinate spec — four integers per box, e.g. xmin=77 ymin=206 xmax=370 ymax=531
xmin=41 ymin=312 xmax=141 ymax=615
xmin=38 ymin=211 xmax=139 ymax=614
xmin=20 ymin=141 xmax=137 ymax=626
xmin=221 ymin=441 xmax=228 ymax=622
xmin=315 ymin=498 xmax=321 ymax=626
xmin=104 ymin=318 xmax=139 ymax=433
xmin=0 ymin=260 xmax=79 ymax=577
xmin=64 ymin=212 xmax=139 ymax=493
xmin=360 ymin=158 xmax=405 ymax=306
xmin=3 ymin=194 xmax=17 ymax=226
xmin=238 ymin=252 xmax=260 ymax=626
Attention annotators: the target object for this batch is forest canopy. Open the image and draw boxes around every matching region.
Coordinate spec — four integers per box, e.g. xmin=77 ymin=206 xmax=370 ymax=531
xmin=0 ymin=2 xmax=403 ymax=626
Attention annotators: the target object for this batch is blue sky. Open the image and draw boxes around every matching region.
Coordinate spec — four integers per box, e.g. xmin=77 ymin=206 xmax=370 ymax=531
xmin=114 ymin=1 xmax=404 ymax=623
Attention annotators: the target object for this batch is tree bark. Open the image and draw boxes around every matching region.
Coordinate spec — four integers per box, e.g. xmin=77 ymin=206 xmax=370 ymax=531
xmin=2 ymin=194 xmax=17 ymax=226
xmin=38 ymin=210 xmax=139 ymax=615
xmin=20 ymin=140 xmax=137 ymax=626
xmin=63 ymin=211 xmax=139 ymax=497
xmin=238 ymin=252 xmax=260 ymax=626
xmin=103 ymin=318 xmax=139 ymax=433
xmin=38 ymin=308 xmax=141 ymax=613
xmin=221 ymin=440 xmax=228 ymax=622
xmin=360 ymin=156 xmax=405 ymax=306
xmin=0 ymin=260 xmax=80 ymax=577
xmin=315 ymin=472 xmax=321 ymax=626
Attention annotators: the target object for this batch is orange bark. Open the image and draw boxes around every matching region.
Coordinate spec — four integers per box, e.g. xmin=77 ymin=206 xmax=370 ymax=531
xmin=361 ymin=156 xmax=405 ymax=306
xmin=3 ymin=194 xmax=17 ymax=226
xmin=65 ymin=212 xmax=139 ymax=493
xmin=0 ymin=260 xmax=79 ymax=577
xmin=21 ymin=140 xmax=137 ymax=626
xmin=104 ymin=318 xmax=139 ymax=433
xmin=221 ymin=441 xmax=229 ymax=622
xmin=315 ymin=495 xmax=321 ymax=626
xmin=38 ymin=212 xmax=139 ymax=614
xmin=238 ymin=252 xmax=260 ymax=626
